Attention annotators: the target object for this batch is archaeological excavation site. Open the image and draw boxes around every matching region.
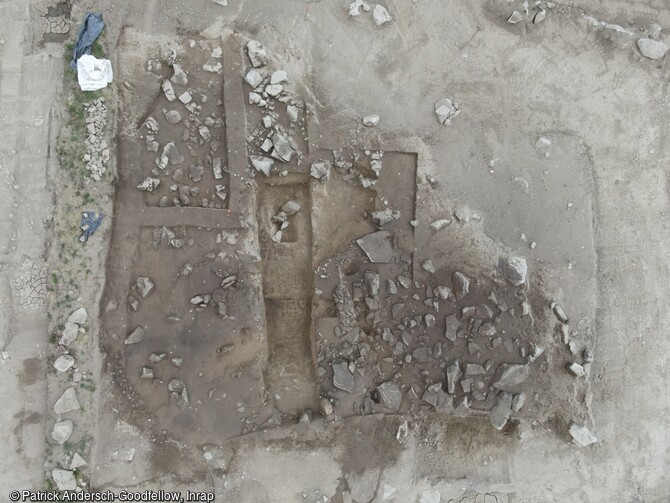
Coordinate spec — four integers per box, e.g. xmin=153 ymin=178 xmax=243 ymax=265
xmin=2 ymin=1 xmax=669 ymax=502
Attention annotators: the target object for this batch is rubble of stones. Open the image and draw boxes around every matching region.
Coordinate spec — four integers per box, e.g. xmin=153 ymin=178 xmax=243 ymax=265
xmin=314 ymin=245 xmax=546 ymax=430
xmin=83 ymin=98 xmax=109 ymax=181
xmin=270 ymin=200 xmax=301 ymax=243
xmin=243 ymin=40 xmax=308 ymax=178
xmin=349 ymin=1 xmax=392 ymax=27
xmin=50 ymin=307 xmax=92 ymax=491
xmin=137 ymin=44 xmax=229 ymax=208
xmin=315 ymin=148 xmax=384 ymax=188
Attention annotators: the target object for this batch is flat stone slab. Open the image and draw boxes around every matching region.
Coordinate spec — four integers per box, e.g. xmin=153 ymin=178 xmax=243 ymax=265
xmin=356 ymin=231 xmax=393 ymax=263
xmin=54 ymin=387 xmax=80 ymax=415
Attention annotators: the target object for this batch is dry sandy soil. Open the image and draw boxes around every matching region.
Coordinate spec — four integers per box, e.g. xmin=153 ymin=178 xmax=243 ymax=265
xmin=1 ymin=0 xmax=670 ymax=502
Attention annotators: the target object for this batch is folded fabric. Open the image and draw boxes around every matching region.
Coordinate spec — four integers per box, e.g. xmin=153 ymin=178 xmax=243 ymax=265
xmin=77 ymin=54 xmax=113 ymax=91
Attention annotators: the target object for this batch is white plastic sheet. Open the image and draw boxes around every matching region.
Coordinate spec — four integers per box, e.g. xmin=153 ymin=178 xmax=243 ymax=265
xmin=77 ymin=54 xmax=113 ymax=91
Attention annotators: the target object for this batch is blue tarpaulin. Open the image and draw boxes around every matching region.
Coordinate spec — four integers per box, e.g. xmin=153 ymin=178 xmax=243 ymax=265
xmin=70 ymin=13 xmax=105 ymax=69
xmin=79 ymin=211 xmax=103 ymax=243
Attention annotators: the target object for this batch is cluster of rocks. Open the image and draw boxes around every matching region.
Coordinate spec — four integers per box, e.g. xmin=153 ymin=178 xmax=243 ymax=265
xmin=584 ymin=15 xmax=668 ymax=60
xmin=349 ymin=1 xmax=392 ymax=26
xmin=51 ymin=307 xmax=91 ymax=490
xmin=141 ymin=353 xmax=189 ymax=409
xmin=83 ymin=98 xmax=109 ymax=181
xmin=434 ymin=97 xmax=460 ymax=127
xmin=327 ymin=148 xmax=383 ymax=188
xmin=270 ymin=200 xmax=301 ymax=243
xmin=317 ymin=243 xmax=543 ymax=430
xmin=551 ymin=301 xmax=594 ymax=379
xmin=244 ymin=41 xmax=307 ymax=177
xmin=506 ymin=2 xmax=551 ymax=25
xmin=138 ymin=52 xmax=228 ymax=209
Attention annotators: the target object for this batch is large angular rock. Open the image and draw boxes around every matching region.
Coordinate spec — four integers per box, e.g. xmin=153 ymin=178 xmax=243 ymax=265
xmin=499 ymin=256 xmax=527 ymax=286
xmin=54 ymin=354 xmax=75 ymax=373
xmin=125 ymin=326 xmax=146 ymax=345
xmin=452 ymin=271 xmax=470 ymax=300
xmin=372 ymin=4 xmax=392 ymax=26
xmin=247 ymin=40 xmax=268 ymax=68
xmin=569 ymin=422 xmax=598 ymax=446
xmin=70 ymin=453 xmax=87 ymax=470
xmin=162 ymin=142 xmax=184 ymax=165
xmin=136 ymin=276 xmax=154 ymax=298
xmin=377 ymin=381 xmax=402 ymax=412
xmin=52 ymin=420 xmax=74 ymax=444
xmin=637 ymin=38 xmax=668 ymax=60
xmin=67 ymin=308 xmax=88 ymax=325
xmin=332 ymin=360 xmax=355 ymax=393
xmin=59 ymin=322 xmax=80 ymax=346
xmin=493 ymin=363 xmax=529 ymax=391
xmin=162 ymin=80 xmax=176 ymax=102
xmin=52 ymin=469 xmax=77 ymax=491
xmin=489 ymin=391 xmax=513 ymax=430
xmin=54 ymin=387 xmax=80 ymax=415
xmin=356 ymin=231 xmax=393 ymax=263
xmin=446 ymin=360 xmax=461 ymax=394
xmin=271 ymin=132 xmax=295 ymax=163
xmin=244 ymin=69 xmax=263 ymax=87
xmin=250 ymin=155 xmax=274 ymax=176
xmin=171 ymin=64 xmax=189 ymax=86
xmin=444 ymin=314 xmax=459 ymax=342
xmin=310 ymin=161 xmax=330 ymax=182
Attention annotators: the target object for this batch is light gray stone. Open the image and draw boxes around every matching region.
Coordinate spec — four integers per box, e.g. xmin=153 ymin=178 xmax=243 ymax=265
xmin=67 ymin=307 xmax=88 ymax=325
xmin=493 ymin=363 xmax=529 ymax=390
xmin=136 ymin=276 xmax=154 ymax=298
xmin=445 ymin=314 xmax=459 ymax=342
xmin=310 ymin=160 xmax=331 ymax=182
xmin=446 ymin=360 xmax=461 ymax=394
xmin=250 ymin=155 xmax=274 ymax=176
xmin=356 ymin=231 xmax=394 ymax=263
xmin=363 ymin=114 xmax=380 ymax=126
xmin=507 ymin=11 xmax=523 ymax=24
xmin=637 ymin=38 xmax=668 ymax=60
xmin=54 ymin=387 xmax=80 ymax=415
xmin=489 ymin=391 xmax=513 ymax=430
xmin=70 ymin=453 xmax=87 ymax=470
xmin=59 ymin=322 xmax=80 ymax=346
xmin=247 ymin=40 xmax=268 ymax=68
xmin=377 ymin=381 xmax=402 ymax=411
xmin=569 ymin=422 xmax=598 ymax=446
xmin=52 ymin=469 xmax=77 ymax=491
xmin=164 ymin=109 xmax=182 ymax=124
xmin=332 ymin=360 xmax=355 ymax=393
xmin=125 ymin=326 xmax=146 ymax=345
xmin=372 ymin=4 xmax=392 ymax=26
xmin=270 ymin=70 xmax=288 ymax=84
xmin=244 ymin=69 xmax=263 ymax=87
xmin=162 ymin=80 xmax=176 ymax=102
xmin=452 ymin=271 xmax=470 ymax=300
xmin=54 ymin=354 xmax=75 ymax=373
xmin=162 ymin=141 xmax=184 ymax=165
xmin=52 ymin=420 xmax=74 ymax=444
xmin=499 ymin=256 xmax=528 ymax=286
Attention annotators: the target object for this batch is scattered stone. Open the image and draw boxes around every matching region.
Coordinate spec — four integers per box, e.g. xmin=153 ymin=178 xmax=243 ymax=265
xmin=372 ymin=4 xmax=392 ymax=26
xmin=136 ymin=276 xmax=154 ymax=298
xmin=419 ymin=491 xmax=441 ymax=503
xmin=332 ymin=360 xmax=355 ymax=393
xmin=125 ymin=326 xmax=146 ymax=345
xmin=164 ymin=109 xmax=182 ymax=124
xmin=245 ymin=69 xmax=263 ymax=87
xmin=371 ymin=208 xmax=399 ymax=227
xmin=250 ymin=155 xmax=274 ymax=176
xmin=70 ymin=453 xmax=87 ymax=470
xmin=281 ymin=200 xmax=301 ymax=216
xmin=430 ymin=219 xmax=450 ymax=230
xmin=511 ymin=392 xmax=526 ymax=412
xmin=551 ymin=302 xmax=569 ymax=322
xmin=377 ymin=382 xmax=402 ymax=411
xmin=434 ymin=286 xmax=451 ymax=300
xmin=499 ymin=256 xmax=528 ymax=286
xmin=52 ymin=420 xmax=74 ymax=444
xmin=59 ymin=322 xmax=80 ymax=346
xmin=533 ymin=9 xmax=546 ymax=24
xmin=54 ymin=387 xmax=80 ymax=415
xmin=421 ymin=260 xmax=436 ymax=274
xmin=566 ymin=362 xmax=586 ymax=377
xmin=270 ymin=70 xmax=288 ymax=84
xmin=105 ymin=299 xmax=118 ymax=312
xmin=286 ymin=105 xmax=299 ymax=122
xmin=445 ymin=314 xmax=459 ymax=342
xmin=452 ymin=271 xmax=470 ymax=300
xmin=507 ymin=11 xmax=523 ymax=24
xmin=363 ymin=114 xmax=380 ymax=127
xmin=54 ymin=355 xmax=75 ymax=373
xmin=583 ymin=348 xmax=594 ymax=364
xmin=446 ymin=360 xmax=461 ymax=393
xmin=171 ymin=64 xmax=188 ymax=86
xmin=434 ymin=97 xmax=461 ymax=126
xmin=265 ymin=84 xmax=283 ymax=96
xmin=637 ymin=38 xmax=668 ymax=60
xmin=247 ymin=40 xmax=268 ymax=68
xmin=141 ymin=367 xmax=154 ymax=379
xmin=493 ymin=363 xmax=529 ymax=391
xmin=396 ymin=421 xmax=409 ymax=443
xmin=569 ymin=422 xmax=597 ymax=446
xmin=356 ymin=231 xmax=394 ymax=263
xmin=52 ymin=469 xmax=77 ymax=491
xmin=272 ymin=132 xmax=295 ymax=162
xmin=310 ymin=161 xmax=331 ymax=182
xmin=178 ymin=91 xmax=192 ymax=104
xmin=67 ymin=308 xmax=88 ymax=325
xmin=162 ymin=80 xmax=176 ymax=101
xmin=320 ymin=397 xmax=333 ymax=416
xmin=489 ymin=391 xmax=513 ymax=430
xmin=162 ymin=142 xmax=184 ymax=165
